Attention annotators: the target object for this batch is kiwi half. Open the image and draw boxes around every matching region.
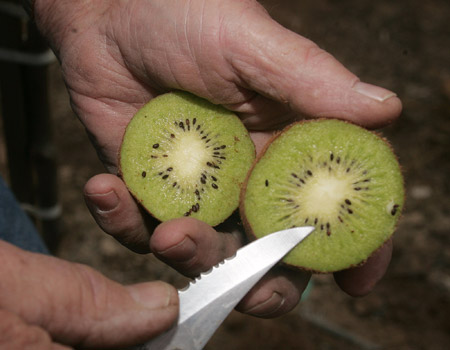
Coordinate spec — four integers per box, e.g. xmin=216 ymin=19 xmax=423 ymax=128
xmin=240 ymin=119 xmax=404 ymax=273
xmin=120 ymin=91 xmax=255 ymax=226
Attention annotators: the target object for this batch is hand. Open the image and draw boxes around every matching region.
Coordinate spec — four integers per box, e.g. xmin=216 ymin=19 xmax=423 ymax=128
xmin=0 ymin=240 xmax=178 ymax=349
xmin=34 ymin=0 xmax=400 ymax=317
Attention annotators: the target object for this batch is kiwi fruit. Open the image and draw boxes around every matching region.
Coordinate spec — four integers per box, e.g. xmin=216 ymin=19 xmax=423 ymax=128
xmin=119 ymin=91 xmax=255 ymax=226
xmin=240 ymin=119 xmax=404 ymax=273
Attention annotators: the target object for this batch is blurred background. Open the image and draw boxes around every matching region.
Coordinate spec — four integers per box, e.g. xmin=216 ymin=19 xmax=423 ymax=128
xmin=0 ymin=0 xmax=449 ymax=349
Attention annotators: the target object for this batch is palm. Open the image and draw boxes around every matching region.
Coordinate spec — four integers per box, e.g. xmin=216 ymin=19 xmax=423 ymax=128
xmin=55 ymin=0 xmax=311 ymax=172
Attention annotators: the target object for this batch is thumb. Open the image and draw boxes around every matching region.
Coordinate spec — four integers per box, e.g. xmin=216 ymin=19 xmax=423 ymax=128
xmin=224 ymin=8 xmax=402 ymax=128
xmin=0 ymin=240 xmax=178 ymax=349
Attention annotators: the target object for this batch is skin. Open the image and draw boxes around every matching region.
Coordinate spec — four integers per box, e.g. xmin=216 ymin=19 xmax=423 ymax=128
xmin=0 ymin=0 xmax=400 ymax=348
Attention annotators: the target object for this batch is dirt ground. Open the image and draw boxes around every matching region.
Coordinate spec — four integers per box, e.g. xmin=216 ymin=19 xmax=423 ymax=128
xmin=1 ymin=0 xmax=449 ymax=349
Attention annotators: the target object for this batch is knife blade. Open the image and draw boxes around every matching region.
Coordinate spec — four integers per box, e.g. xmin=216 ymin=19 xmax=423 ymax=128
xmin=136 ymin=226 xmax=315 ymax=350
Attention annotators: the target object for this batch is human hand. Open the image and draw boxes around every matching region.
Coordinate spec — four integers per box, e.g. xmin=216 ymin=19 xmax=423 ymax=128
xmin=34 ymin=0 xmax=400 ymax=317
xmin=0 ymin=240 xmax=178 ymax=349
xmin=34 ymin=0 xmax=401 ymax=171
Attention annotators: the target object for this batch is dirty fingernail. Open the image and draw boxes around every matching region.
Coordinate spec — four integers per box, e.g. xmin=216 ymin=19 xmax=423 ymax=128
xmin=85 ymin=190 xmax=119 ymax=213
xmin=155 ymin=237 xmax=197 ymax=262
xmin=244 ymin=292 xmax=285 ymax=317
xmin=352 ymin=81 xmax=397 ymax=102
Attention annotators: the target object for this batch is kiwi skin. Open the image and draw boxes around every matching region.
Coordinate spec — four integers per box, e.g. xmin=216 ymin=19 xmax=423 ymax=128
xmin=240 ymin=118 xmax=404 ymax=273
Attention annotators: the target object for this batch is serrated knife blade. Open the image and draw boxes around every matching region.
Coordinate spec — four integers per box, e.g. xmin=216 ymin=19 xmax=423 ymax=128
xmin=135 ymin=226 xmax=315 ymax=350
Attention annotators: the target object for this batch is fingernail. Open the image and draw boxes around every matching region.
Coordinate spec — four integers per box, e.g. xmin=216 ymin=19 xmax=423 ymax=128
xmin=127 ymin=282 xmax=178 ymax=310
xmin=85 ymin=190 xmax=119 ymax=213
xmin=155 ymin=237 xmax=197 ymax=262
xmin=352 ymin=81 xmax=397 ymax=102
xmin=245 ymin=292 xmax=285 ymax=317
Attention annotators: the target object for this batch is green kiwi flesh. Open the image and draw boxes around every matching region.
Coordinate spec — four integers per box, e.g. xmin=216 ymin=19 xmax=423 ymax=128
xmin=241 ymin=119 xmax=404 ymax=273
xmin=120 ymin=91 xmax=255 ymax=226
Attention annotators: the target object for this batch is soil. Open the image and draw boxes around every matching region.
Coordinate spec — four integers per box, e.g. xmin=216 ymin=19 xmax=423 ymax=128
xmin=1 ymin=0 xmax=449 ymax=349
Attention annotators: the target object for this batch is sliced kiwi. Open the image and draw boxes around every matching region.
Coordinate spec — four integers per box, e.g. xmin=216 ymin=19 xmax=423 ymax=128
xmin=240 ymin=119 xmax=404 ymax=273
xmin=119 ymin=91 xmax=255 ymax=226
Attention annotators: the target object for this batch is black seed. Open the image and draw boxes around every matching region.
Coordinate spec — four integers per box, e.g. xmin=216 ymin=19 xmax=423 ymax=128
xmin=200 ymin=177 xmax=206 ymax=184
xmin=348 ymin=208 xmax=353 ymax=214
xmin=307 ymin=170 xmax=313 ymax=176
xmin=300 ymin=179 xmax=305 ymax=184
xmin=167 ymin=167 xmax=173 ymax=172
xmin=153 ymin=143 xmax=159 ymax=149
xmin=326 ymin=222 xmax=330 ymax=229
xmin=265 ymin=179 xmax=269 ymax=187
xmin=354 ymin=187 xmax=361 ymax=191
xmin=163 ymin=154 xmax=168 ymax=158
xmin=196 ymin=124 xmax=201 ymax=131
xmin=320 ymin=224 xmax=324 ymax=230
xmin=205 ymin=139 xmax=211 ymax=143
xmin=162 ymin=174 xmax=169 ymax=180
xmin=179 ymin=121 xmax=185 ymax=130
xmin=291 ymin=173 xmax=298 ymax=178
xmin=220 ymin=145 xmax=226 ymax=149
xmin=345 ymin=199 xmax=352 ymax=205
xmin=346 ymin=168 xmax=351 ymax=173
xmin=193 ymin=118 xmax=197 ymax=125
xmin=314 ymin=218 xmax=318 ymax=225
xmin=212 ymin=183 xmax=218 ymax=189
xmin=327 ymin=230 xmax=331 ymax=236
xmin=206 ymin=162 xmax=213 ymax=167
xmin=330 ymin=153 xmax=334 ymax=161
xmin=158 ymin=172 xmax=163 ymax=176
xmin=170 ymin=133 xmax=175 ymax=138
xmin=338 ymin=216 xmax=343 ymax=223
xmin=186 ymin=119 xmax=190 ymax=130
xmin=211 ymin=176 xmax=217 ymax=182
xmin=172 ymin=182 xmax=177 ymax=187
xmin=337 ymin=157 xmax=341 ymax=164
xmin=151 ymin=155 xmax=158 ymax=158
xmin=214 ymin=151 xmax=220 ymax=155
xmin=391 ymin=204 xmax=400 ymax=216
xmin=141 ymin=171 xmax=146 ymax=178
xmin=192 ymin=204 xmax=198 ymax=212
xmin=184 ymin=211 xmax=191 ymax=217
xmin=305 ymin=218 xmax=309 ymax=223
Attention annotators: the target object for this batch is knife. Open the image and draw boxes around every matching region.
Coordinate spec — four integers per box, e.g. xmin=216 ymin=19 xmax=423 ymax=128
xmin=135 ymin=226 xmax=315 ymax=350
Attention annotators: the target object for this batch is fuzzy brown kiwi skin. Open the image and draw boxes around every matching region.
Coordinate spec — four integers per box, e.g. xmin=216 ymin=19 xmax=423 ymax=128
xmin=239 ymin=118 xmax=405 ymax=274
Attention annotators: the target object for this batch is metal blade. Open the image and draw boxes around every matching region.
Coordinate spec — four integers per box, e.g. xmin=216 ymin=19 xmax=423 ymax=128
xmin=136 ymin=226 xmax=315 ymax=350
